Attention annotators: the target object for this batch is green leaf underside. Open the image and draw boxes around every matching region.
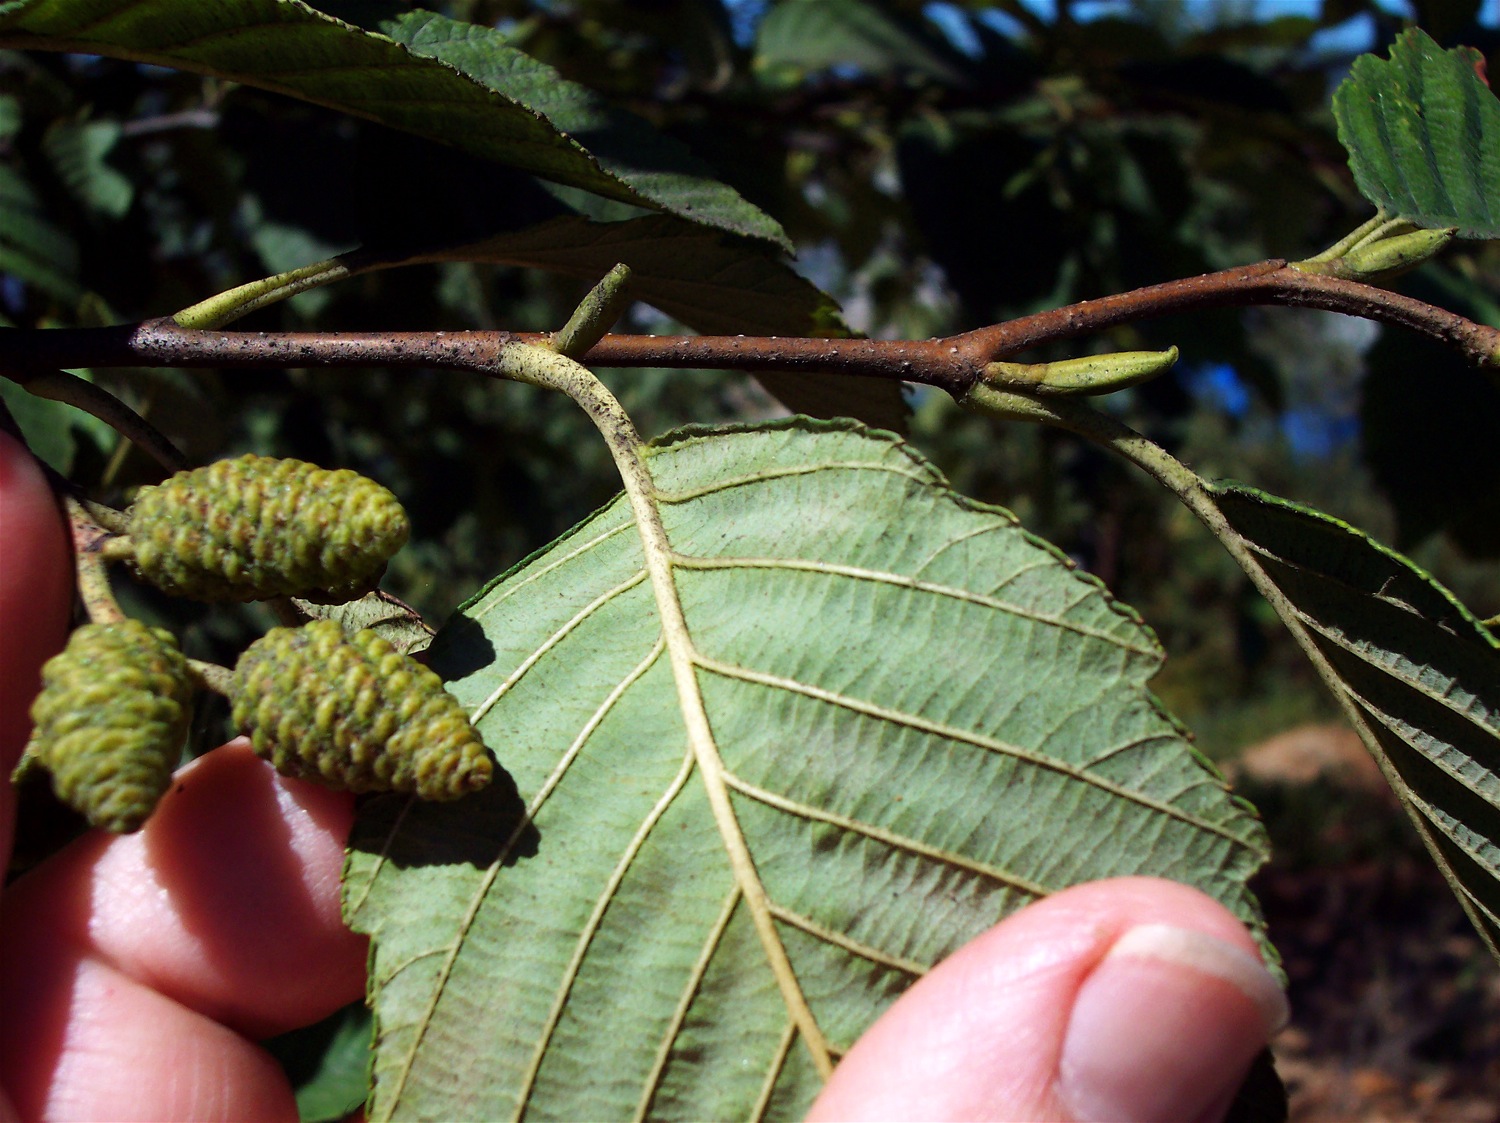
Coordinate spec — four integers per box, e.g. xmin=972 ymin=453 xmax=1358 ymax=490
xmin=1333 ymin=28 xmax=1500 ymax=238
xmin=1213 ymin=484 xmax=1500 ymax=953
xmin=345 ymin=215 xmax=908 ymax=432
xmin=345 ymin=419 xmax=1268 ymax=1122
xmin=0 ymin=0 xmax=788 ymax=249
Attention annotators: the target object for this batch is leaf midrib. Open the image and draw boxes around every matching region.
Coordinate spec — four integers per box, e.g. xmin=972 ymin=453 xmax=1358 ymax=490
xmin=495 ymin=343 xmax=838 ymax=1083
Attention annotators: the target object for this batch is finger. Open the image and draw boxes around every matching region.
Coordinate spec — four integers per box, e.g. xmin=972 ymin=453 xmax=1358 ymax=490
xmin=806 ymin=877 xmax=1287 ymax=1123
xmin=2 ymin=949 xmax=297 ymax=1122
xmin=0 ymin=430 xmax=73 ymax=860
xmin=1 ymin=741 xmax=367 ymax=1040
xmin=0 ymin=743 xmax=364 ymax=1120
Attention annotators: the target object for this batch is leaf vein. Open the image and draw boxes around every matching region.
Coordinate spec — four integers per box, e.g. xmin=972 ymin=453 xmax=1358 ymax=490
xmin=1289 ymin=610 xmax=1496 ymax=735
xmin=633 ymin=887 xmax=743 ymax=1123
xmin=767 ymin=902 xmax=929 ymax=979
xmin=653 ymin=459 xmax=933 ymax=504
xmin=702 ymin=656 xmax=1241 ymax=842
xmin=750 ymin=1023 xmax=799 ymax=1123
xmin=470 ymin=569 xmax=648 ymax=724
xmin=515 ymin=747 xmax=699 ymax=1120
xmin=722 ymin=771 xmax=1051 ymax=898
xmin=673 ymin=555 xmax=1152 ymax=653
xmin=469 ymin=519 xmax=636 ymax=621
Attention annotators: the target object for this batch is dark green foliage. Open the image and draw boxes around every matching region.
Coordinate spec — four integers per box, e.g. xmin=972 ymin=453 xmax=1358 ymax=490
xmin=20 ymin=620 xmax=193 ymax=833
xmin=231 ymin=619 xmax=492 ymax=799
xmin=1334 ymin=27 xmax=1500 ymax=238
xmin=1361 ymin=333 xmax=1500 ymax=557
xmin=127 ymin=455 xmax=410 ymax=603
xmin=262 ymin=1002 xmax=371 ymax=1123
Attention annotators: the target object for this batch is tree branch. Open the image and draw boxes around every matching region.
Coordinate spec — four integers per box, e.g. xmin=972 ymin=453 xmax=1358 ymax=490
xmin=1 ymin=262 xmax=1493 ymax=398
xmin=957 ymin=260 xmax=1500 ymax=367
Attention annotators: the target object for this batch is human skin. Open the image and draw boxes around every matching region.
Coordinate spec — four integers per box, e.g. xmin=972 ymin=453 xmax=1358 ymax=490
xmin=0 ymin=430 xmax=1284 ymax=1121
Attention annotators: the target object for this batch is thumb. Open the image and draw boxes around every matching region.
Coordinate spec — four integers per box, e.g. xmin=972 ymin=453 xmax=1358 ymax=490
xmin=806 ymin=877 xmax=1287 ymax=1123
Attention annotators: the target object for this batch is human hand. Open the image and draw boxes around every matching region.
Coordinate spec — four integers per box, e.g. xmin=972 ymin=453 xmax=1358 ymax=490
xmin=0 ymin=430 xmax=1285 ymax=1123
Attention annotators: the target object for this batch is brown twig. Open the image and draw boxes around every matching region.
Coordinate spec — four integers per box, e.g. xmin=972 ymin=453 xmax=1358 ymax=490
xmin=1 ymin=262 xmax=1493 ymax=399
xmin=954 ymin=260 xmax=1500 ymax=366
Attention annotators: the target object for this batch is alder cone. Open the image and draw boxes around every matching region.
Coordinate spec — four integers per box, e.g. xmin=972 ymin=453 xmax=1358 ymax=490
xmin=23 ymin=620 xmax=193 ymax=833
xmin=127 ymin=455 xmax=410 ymax=603
xmin=230 ymin=619 xmax=493 ymax=799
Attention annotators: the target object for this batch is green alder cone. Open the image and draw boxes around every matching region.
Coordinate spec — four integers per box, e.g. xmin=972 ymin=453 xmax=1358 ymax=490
xmin=127 ymin=455 xmax=410 ymax=603
xmin=231 ymin=619 xmax=493 ymax=799
xmin=21 ymin=620 xmax=194 ymax=833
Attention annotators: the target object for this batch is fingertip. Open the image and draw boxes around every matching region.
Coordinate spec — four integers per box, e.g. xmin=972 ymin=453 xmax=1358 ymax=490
xmin=807 ymin=878 xmax=1281 ymax=1123
xmin=117 ymin=740 xmax=368 ymax=1035
xmin=1056 ymin=921 xmax=1286 ymax=1123
xmin=0 ymin=429 xmax=72 ymax=729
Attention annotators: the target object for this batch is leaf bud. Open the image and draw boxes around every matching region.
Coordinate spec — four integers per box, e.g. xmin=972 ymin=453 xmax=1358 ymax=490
xmin=984 ymin=347 xmax=1179 ymax=396
xmin=1340 ymin=226 xmax=1456 ymax=281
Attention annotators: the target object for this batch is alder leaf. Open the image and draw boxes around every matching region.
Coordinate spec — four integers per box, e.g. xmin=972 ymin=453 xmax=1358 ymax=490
xmin=41 ymin=119 xmax=133 ymax=219
xmin=0 ymin=0 xmax=788 ymax=249
xmin=1213 ymin=484 xmax=1500 ymax=953
xmin=294 ymin=591 xmax=433 ymax=657
xmin=1333 ymin=28 xmax=1500 ymax=238
xmin=344 ymin=419 xmax=1270 ymax=1121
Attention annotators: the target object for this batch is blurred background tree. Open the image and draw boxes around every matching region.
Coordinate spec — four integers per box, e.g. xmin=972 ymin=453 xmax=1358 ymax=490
xmin=4 ymin=2 xmax=1499 ymax=1114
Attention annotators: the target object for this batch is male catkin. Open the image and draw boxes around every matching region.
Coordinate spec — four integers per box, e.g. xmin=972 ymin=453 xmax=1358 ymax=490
xmin=230 ymin=619 xmax=493 ymax=798
xmin=127 ymin=455 xmax=410 ymax=602
xmin=22 ymin=620 xmax=193 ymax=833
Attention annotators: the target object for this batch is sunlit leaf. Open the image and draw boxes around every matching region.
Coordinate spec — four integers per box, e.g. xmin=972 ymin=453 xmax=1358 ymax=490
xmin=294 ymin=591 xmax=433 ymax=657
xmin=1333 ymin=28 xmax=1500 ymax=238
xmin=345 ymin=419 xmax=1270 ymax=1121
